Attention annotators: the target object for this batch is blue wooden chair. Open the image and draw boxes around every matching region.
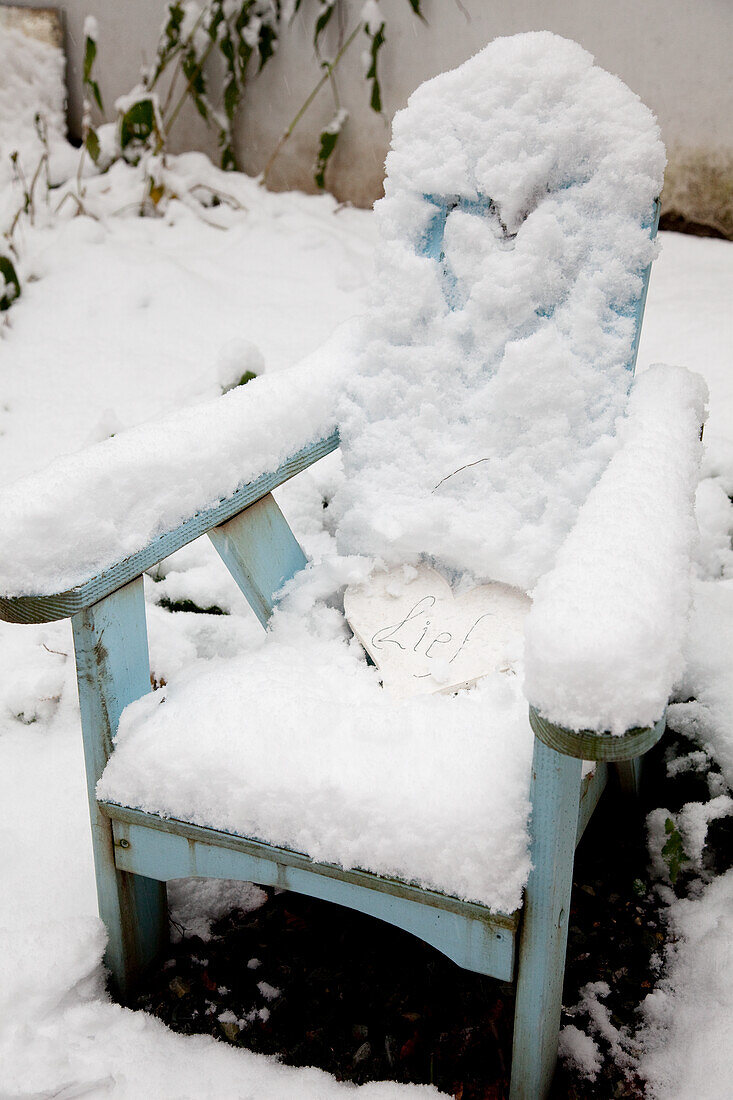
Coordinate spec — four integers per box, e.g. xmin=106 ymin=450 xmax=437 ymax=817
xmin=0 ymin=34 xmax=700 ymax=1100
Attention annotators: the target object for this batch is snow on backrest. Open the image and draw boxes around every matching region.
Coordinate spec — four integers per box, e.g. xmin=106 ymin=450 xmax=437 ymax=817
xmin=335 ymin=32 xmax=665 ymax=591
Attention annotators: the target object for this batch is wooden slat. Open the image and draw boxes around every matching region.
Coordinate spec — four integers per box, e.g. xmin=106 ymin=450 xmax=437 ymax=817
xmin=0 ymin=432 xmax=339 ymax=625
xmin=102 ymin=801 xmax=518 ymax=981
xmin=208 ymin=493 xmax=307 ymax=627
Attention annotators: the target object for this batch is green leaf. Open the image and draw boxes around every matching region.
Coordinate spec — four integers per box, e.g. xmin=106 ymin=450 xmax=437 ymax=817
xmin=221 ymin=145 xmax=238 ymax=172
xmin=219 ymin=30 xmax=236 ymax=68
xmin=83 ymin=34 xmax=97 ymax=83
xmin=85 ymin=126 xmax=101 ymax=164
xmin=223 ymin=76 xmax=239 ymax=121
xmin=151 ymin=1 xmax=185 ymax=85
xmin=405 ymin=0 xmax=425 ymax=18
xmin=662 ymin=816 xmax=690 ymax=884
xmin=313 ymin=110 xmax=347 ymax=190
xmin=0 ymin=255 xmax=21 ymax=311
xmin=364 ymin=21 xmax=386 ymax=114
xmin=313 ymin=1 xmax=335 ymax=50
xmin=257 ymin=22 xmax=278 ymax=70
xmin=236 ymin=40 xmax=253 ymax=85
xmin=83 ymin=36 xmax=104 ymax=110
xmin=207 ymin=3 xmax=224 ymax=42
xmin=182 ymin=49 xmax=209 ymax=120
xmin=89 ymin=79 xmax=103 ymax=112
xmin=119 ymin=98 xmax=157 ymax=151
xmin=218 ymin=123 xmax=239 ymax=172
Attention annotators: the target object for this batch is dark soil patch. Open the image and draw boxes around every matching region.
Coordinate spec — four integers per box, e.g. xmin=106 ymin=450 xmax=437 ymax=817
xmin=658 ymin=212 xmax=731 ymax=241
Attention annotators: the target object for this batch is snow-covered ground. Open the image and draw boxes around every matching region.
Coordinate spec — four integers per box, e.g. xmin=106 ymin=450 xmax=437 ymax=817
xmin=1 ymin=25 xmax=732 ymax=1100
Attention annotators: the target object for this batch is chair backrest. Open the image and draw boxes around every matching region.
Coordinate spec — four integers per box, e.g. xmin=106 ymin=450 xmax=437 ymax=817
xmin=335 ymin=32 xmax=664 ymax=591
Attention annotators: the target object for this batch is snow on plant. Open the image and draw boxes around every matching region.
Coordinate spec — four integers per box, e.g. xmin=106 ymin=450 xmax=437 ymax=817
xmin=0 ymin=26 xmax=76 ymax=314
xmin=1 ymin=2 xmax=424 ymax=309
xmin=1 ymin=118 xmax=53 ymax=313
xmin=82 ymin=0 xmax=424 ymax=204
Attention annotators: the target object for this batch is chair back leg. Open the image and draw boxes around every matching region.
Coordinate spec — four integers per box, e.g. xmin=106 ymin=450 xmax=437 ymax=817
xmin=72 ymin=576 xmax=167 ymax=1000
xmin=614 ymin=756 xmax=643 ymax=800
xmin=509 ymin=739 xmax=582 ymax=1099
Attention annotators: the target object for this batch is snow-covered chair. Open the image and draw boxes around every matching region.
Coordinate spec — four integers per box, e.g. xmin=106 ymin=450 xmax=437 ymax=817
xmin=0 ymin=34 xmax=706 ymax=1100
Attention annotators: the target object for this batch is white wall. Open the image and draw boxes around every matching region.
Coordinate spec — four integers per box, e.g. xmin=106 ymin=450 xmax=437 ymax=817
xmin=10 ymin=0 xmax=733 ymax=232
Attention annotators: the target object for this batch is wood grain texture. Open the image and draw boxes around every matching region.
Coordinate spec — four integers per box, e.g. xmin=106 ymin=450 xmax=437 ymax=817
xmin=529 ymin=705 xmax=666 ymax=762
xmin=72 ymin=579 xmax=167 ymax=1000
xmin=0 ymin=432 xmax=339 ymax=625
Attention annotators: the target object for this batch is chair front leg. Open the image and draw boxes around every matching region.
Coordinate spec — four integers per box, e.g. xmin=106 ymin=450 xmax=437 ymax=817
xmin=509 ymin=737 xmax=582 ymax=1100
xmin=72 ymin=576 xmax=167 ymax=1001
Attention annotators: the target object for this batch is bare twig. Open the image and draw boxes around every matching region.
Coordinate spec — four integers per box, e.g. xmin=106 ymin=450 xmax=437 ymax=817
xmin=432 ymin=457 xmax=490 ymax=492
xmin=54 ymin=190 xmax=98 ymax=219
xmin=189 ymin=182 xmax=246 ymax=210
xmin=261 ymin=22 xmax=360 ymax=187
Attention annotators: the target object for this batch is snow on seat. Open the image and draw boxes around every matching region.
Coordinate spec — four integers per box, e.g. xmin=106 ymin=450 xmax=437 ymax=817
xmin=97 ymin=595 xmax=535 ymax=914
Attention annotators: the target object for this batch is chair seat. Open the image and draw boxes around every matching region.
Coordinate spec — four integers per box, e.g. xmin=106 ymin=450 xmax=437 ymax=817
xmin=98 ymin=600 xmax=535 ymax=913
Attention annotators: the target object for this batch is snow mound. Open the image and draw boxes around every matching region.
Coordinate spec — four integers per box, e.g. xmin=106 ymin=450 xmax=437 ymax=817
xmin=525 ymin=365 xmax=707 ymax=733
xmin=639 ymin=868 xmax=733 ymax=1100
xmin=335 ymin=31 xmax=665 ymax=589
xmin=0 ymin=24 xmax=76 ymax=196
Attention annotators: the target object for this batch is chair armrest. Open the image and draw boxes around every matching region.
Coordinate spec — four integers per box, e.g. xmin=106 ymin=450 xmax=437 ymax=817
xmin=524 ymin=364 xmax=708 ymax=742
xmin=0 ymin=323 xmax=358 ymax=623
xmin=528 ymin=706 xmax=666 ymax=762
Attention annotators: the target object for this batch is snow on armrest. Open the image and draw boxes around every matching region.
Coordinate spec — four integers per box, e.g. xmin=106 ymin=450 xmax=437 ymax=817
xmin=524 ymin=364 xmax=708 ymax=736
xmin=0 ymin=324 xmax=357 ymax=608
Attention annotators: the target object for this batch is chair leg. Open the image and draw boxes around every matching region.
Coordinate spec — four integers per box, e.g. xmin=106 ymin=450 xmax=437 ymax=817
xmin=509 ymin=738 xmax=582 ymax=1100
xmin=72 ymin=577 xmax=167 ymax=1001
xmin=614 ymin=756 xmax=642 ymax=799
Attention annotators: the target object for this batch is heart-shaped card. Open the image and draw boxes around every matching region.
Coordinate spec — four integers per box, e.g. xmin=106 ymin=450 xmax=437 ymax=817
xmin=344 ymin=564 xmax=531 ymax=698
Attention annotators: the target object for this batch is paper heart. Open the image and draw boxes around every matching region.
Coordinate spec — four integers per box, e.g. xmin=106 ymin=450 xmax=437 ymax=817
xmin=344 ymin=564 xmax=531 ymax=698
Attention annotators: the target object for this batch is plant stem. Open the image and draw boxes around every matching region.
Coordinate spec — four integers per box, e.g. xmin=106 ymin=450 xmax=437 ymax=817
xmin=161 ymin=56 xmax=182 ymax=115
xmin=261 ymin=21 xmax=360 ymax=187
xmin=76 ymin=140 xmax=87 ymax=200
xmin=164 ymin=35 xmax=218 ymax=143
xmin=28 ymin=152 xmax=49 ymax=219
xmin=150 ymin=3 xmax=207 ymax=93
